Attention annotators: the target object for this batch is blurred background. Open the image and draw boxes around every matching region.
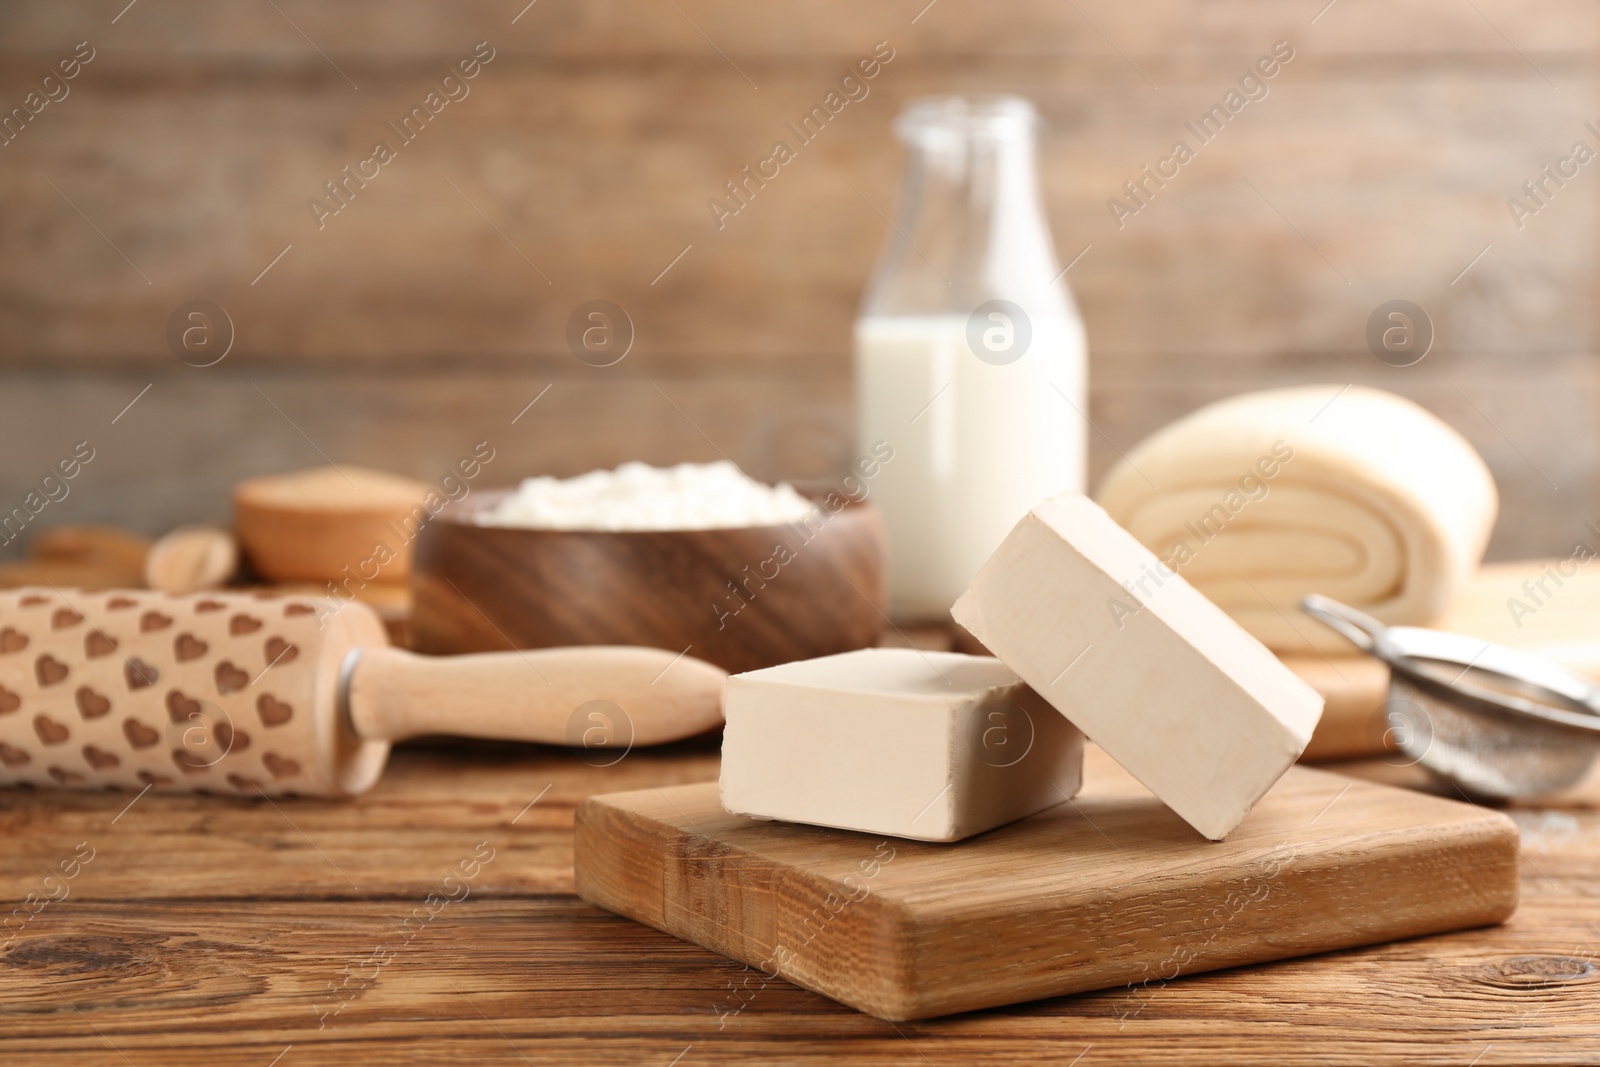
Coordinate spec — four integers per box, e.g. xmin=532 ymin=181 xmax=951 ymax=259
xmin=0 ymin=0 xmax=1592 ymax=561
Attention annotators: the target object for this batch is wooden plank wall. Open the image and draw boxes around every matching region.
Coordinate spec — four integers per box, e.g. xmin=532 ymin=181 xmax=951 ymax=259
xmin=0 ymin=1 xmax=1593 ymax=559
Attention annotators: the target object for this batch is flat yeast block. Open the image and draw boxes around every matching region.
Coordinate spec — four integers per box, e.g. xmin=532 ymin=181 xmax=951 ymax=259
xmin=952 ymin=493 xmax=1323 ymax=840
xmin=719 ymin=648 xmax=1083 ymax=842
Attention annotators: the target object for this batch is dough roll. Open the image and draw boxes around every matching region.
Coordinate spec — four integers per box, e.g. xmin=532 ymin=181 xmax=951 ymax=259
xmin=1096 ymin=385 xmax=1498 ymax=655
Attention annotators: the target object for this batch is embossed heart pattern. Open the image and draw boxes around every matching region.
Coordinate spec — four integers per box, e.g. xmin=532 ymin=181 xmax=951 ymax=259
xmin=0 ymin=587 xmax=727 ymax=797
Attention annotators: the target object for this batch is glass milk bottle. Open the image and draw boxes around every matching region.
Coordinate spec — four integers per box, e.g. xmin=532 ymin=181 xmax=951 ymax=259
xmin=856 ymin=95 xmax=1087 ymax=621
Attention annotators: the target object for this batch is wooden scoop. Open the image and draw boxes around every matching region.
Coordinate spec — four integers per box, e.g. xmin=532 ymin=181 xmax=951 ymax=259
xmin=0 ymin=587 xmax=725 ymax=796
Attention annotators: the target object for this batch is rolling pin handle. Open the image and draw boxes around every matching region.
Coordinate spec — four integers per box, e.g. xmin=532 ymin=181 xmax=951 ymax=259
xmin=342 ymin=645 xmax=726 ymax=748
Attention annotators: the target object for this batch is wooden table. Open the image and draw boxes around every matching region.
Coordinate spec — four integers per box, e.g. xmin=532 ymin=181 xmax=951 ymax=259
xmin=2 ymin=737 xmax=1596 ymax=1066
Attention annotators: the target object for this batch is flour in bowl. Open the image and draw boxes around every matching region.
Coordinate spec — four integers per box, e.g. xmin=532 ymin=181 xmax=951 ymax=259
xmin=476 ymin=461 xmax=818 ymax=531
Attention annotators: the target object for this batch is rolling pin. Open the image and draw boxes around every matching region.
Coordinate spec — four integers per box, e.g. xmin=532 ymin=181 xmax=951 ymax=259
xmin=0 ymin=588 xmax=725 ymax=796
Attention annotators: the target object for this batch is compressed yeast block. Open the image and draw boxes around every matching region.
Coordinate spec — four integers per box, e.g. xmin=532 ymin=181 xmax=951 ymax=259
xmin=952 ymin=493 xmax=1323 ymax=840
xmin=719 ymin=648 xmax=1083 ymax=843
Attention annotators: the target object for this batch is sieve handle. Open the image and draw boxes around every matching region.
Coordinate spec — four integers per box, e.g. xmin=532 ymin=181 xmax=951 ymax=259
xmin=1299 ymin=594 xmax=1385 ymax=654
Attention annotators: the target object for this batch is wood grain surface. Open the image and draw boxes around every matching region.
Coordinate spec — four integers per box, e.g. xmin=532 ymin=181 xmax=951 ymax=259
xmin=1 ymin=735 xmax=1597 ymax=1064
xmin=575 ymin=759 xmax=1518 ymax=1020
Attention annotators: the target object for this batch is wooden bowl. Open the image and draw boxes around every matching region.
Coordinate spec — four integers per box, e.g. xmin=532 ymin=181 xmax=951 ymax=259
xmin=410 ymin=490 xmax=887 ymax=673
xmin=233 ymin=466 xmax=432 ymax=585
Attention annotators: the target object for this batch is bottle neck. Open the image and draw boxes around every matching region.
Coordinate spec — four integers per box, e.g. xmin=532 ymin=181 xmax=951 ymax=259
xmin=865 ymin=128 xmax=1063 ymax=317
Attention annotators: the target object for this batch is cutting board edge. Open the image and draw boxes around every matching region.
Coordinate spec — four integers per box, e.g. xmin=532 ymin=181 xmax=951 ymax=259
xmin=574 ymin=789 xmax=916 ymax=1017
xmin=575 ymin=782 xmax=1522 ymax=1021
xmin=890 ymin=804 xmax=1523 ymax=1019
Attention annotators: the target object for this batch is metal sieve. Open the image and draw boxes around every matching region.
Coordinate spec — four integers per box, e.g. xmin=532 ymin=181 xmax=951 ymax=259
xmin=1301 ymin=594 xmax=1600 ymax=799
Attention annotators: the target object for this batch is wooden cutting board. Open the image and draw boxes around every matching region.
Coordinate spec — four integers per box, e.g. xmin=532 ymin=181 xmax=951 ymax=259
xmin=1294 ymin=559 xmax=1600 ymax=760
xmin=574 ymin=746 xmax=1518 ymax=1021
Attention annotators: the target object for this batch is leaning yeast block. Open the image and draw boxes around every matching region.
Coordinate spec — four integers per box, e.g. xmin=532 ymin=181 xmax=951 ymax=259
xmin=952 ymin=493 xmax=1323 ymax=840
xmin=719 ymin=648 xmax=1083 ymax=842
